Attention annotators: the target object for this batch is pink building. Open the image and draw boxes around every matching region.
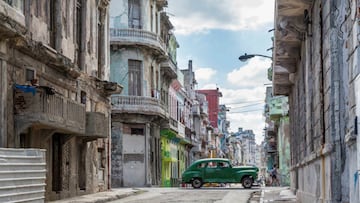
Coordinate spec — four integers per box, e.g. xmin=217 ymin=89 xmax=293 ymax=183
xmin=196 ymin=88 xmax=222 ymax=128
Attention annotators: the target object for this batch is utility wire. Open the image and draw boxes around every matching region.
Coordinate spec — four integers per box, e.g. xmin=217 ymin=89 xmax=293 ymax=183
xmin=227 ymin=109 xmax=264 ymax=114
xmin=221 ymin=100 xmax=264 ymax=105
xmin=228 ymin=102 xmax=264 ymax=109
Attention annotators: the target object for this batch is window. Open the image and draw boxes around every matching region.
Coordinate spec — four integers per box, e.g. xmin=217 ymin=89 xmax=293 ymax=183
xmin=150 ymin=66 xmax=154 ymax=91
xmin=218 ymin=162 xmax=229 ymax=168
xmin=76 ymin=0 xmax=83 ymax=69
xmin=207 ymin=162 xmax=217 ymax=168
xmin=128 ymin=0 xmax=141 ymax=29
xmin=80 ymin=91 xmax=86 ymax=104
xmin=155 ymin=70 xmax=159 ymax=90
xmin=49 ymin=0 xmax=56 ymax=48
xmin=131 ymin=128 xmax=144 ymax=135
xmin=65 ymin=0 xmax=70 ymax=37
xmin=52 ymin=134 xmax=62 ymax=192
xmin=155 ymin=12 xmax=158 ymax=34
xmin=78 ymin=141 xmax=86 ymax=190
xmin=97 ymin=8 xmax=105 ymax=78
xmin=98 ymin=148 xmax=105 ymax=181
xmin=128 ymin=60 xmax=142 ymax=96
xmin=197 ymin=163 xmax=206 ymax=169
xmin=25 ymin=68 xmax=35 ymax=82
xmin=35 ymin=0 xmax=41 ymax=17
xmin=4 ymin=0 xmax=24 ymax=13
xmin=150 ymin=5 xmax=153 ymax=32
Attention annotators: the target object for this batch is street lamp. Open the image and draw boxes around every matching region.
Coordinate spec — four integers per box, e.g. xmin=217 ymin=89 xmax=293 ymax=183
xmin=238 ymin=53 xmax=272 ymax=62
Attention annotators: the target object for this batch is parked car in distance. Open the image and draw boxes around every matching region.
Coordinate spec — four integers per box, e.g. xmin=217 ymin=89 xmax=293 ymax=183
xmin=181 ymin=158 xmax=259 ymax=189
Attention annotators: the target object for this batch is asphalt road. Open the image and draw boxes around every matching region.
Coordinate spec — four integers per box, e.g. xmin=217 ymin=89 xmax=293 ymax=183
xmin=109 ymin=185 xmax=260 ymax=203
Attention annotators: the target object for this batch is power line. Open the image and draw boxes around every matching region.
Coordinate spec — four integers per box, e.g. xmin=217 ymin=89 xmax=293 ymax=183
xmin=228 ymin=102 xmax=264 ymax=109
xmin=227 ymin=109 xmax=264 ymax=114
xmin=221 ymin=100 xmax=264 ymax=105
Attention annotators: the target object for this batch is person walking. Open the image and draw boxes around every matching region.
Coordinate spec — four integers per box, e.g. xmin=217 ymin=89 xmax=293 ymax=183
xmin=269 ymin=164 xmax=280 ymax=186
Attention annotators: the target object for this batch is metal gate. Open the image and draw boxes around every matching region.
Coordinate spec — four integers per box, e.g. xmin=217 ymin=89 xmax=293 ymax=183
xmin=0 ymin=148 xmax=46 ymax=203
xmin=123 ymin=132 xmax=145 ymax=186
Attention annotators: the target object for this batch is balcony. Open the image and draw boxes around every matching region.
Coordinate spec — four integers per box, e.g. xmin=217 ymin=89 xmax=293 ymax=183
xmin=191 ymin=143 xmax=202 ymax=153
xmin=0 ymin=0 xmax=26 ymax=38
xmin=273 ymin=0 xmax=311 ymax=95
xmin=266 ymin=144 xmax=277 ymax=153
xmin=14 ymin=87 xmax=85 ymax=135
xmin=178 ymin=122 xmax=185 ymax=139
xmin=110 ymin=28 xmax=166 ymax=55
xmin=112 ymin=95 xmax=167 ymax=118
xmin=160 ymin=58 xmax=177 ymax=80
xmin=84 ymin=112 xmax=109 ymax=141
xmin=156 ymin=0 xmax=168 ymax=8
xmin=192 ymin=105 xmax=200 ymax=117
xmin=169 ymin=118 xmax=178 ymax=132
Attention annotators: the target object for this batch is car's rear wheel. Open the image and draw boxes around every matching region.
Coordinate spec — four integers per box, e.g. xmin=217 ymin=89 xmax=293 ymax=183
xmin=191 ymin=178 xmax=202 ymax=189
xmin=242 ymin=176 xmax=253 ymax=189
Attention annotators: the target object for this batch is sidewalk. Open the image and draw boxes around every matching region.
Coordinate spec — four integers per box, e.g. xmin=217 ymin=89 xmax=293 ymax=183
xmin=261 ymin=187 xmax=297 ymax=203
xmin=49 ymin=188 xmax=147 ymax=203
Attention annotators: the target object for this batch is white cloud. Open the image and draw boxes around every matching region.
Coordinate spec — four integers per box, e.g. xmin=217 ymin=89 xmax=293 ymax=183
xmin=201 ymin=83 xmax=217 ymax=89
xmin=228 ymin=111 xmax=265 ymax=143
xmin=195 ymin=60 xmax=270 ymax=144
xmin=194 ymin=68 xmax=217 ymax=82
xmin=195 ymin=58 xmax=270 ymax=144
xmin=168 ymin=0 xmax=275 ymax=35
xmin=219 ymin=87 xmax=267 ymax=144
xmin=227 ymin=57 xmax=271 ymax=88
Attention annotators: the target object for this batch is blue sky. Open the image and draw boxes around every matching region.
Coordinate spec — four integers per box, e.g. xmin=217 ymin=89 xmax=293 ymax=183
xmin=167 ymin=0 xmax=275 ymax=143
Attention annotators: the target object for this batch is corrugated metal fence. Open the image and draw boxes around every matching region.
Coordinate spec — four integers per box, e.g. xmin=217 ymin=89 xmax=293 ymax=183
xmin=0 ymin=148 xmax=46 ymax=203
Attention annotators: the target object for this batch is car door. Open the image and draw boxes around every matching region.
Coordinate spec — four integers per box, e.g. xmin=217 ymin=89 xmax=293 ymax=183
xmin=216 ymin=161 xmax=233 ymax=182
xmin=203 ymin=161 xmax=218 ymax=183
xmin=218 ymin=161 xmax=235 ymax=183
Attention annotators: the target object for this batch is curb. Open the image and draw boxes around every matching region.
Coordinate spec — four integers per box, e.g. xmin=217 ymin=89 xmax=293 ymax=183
xmin=49 ymin=189 xmax=147 ymax=203
xmin=92 ymin=190 xmax=147 ymax=203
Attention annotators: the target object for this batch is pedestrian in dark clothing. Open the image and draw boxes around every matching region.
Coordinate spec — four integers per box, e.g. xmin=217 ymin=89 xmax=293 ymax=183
xmin=268 ymin=164 xmax=279 ymax=186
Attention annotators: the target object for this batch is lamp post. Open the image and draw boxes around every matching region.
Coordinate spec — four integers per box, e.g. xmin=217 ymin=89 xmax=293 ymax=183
xmin=238 ymin=53 xmax=272 ymax=62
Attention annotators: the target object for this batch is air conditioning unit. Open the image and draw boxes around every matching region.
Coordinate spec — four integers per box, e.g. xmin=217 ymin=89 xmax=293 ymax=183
xmin=25 ymin=68 xmax=36 ymax=86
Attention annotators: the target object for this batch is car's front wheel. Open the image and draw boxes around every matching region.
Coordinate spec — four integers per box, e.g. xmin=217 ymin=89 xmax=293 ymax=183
xmin=191 ymin=178 xmax=203 ymax=189
xmin=242 ymin=176 xmax=253 ymax=189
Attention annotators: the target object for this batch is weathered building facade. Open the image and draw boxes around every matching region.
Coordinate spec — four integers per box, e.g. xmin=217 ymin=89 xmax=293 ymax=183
xmin=110 ymin=0 xmax=177 ymax=187
xmin=193 ymin=92 xmax=211 ymax=159
xmin=233 ymin=128 xmax=257 ymax=166
xmin=181 ymin=60 xmax=200 ymax=164
xmin=269 ymin=95 xmax=290 ymax=186
xmin=0 ymin=0 xmax=120 ymax=201
xmin=196 ymin=89 xmax=222 ymax=158
xmin=273 ymin=0 xmax=360 ymax=202
xmin=218 ymin=104 xmax=230 ymax=158
xmin=264 ymin=87 xmax=278 ymax=171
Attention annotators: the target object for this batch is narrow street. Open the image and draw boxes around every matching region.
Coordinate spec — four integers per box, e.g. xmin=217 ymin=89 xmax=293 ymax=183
xmin=109 ymin=186 xmax=258 ymax=203
xmin=2 ymin=0 xmax=360 ymax=202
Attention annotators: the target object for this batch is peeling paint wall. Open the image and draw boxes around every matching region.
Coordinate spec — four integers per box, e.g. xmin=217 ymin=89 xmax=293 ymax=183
xmin=278 ymin=117 xmax=290 ymax=186
xmin=287 ymin=0 xmax=351 ymax=202
xmin=110 ymin=0 xmax=172 ymax=187
xmin=0 ymin=0 xmax=113 ymax=201
xmin=110 ymin=48 xmax=160 ymax=96
xmin=346 ymin=0 xmax=360 ymax=202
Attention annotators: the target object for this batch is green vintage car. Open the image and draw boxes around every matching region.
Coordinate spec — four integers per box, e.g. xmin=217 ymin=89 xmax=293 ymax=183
xmin=181 ymin=158 xmax=259 ymax=189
